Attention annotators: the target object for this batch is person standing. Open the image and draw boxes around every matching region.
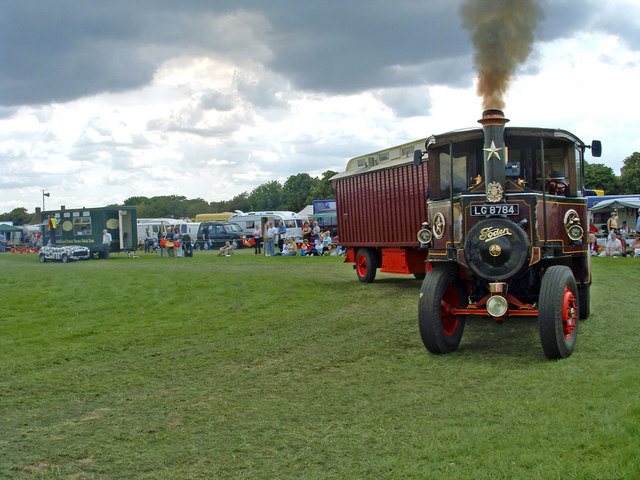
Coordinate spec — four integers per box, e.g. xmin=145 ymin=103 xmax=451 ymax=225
xmin=265 ymin=221 xmax=277 ymax=256
xmin=607 ymin=211 xmax=618 ymax=234
xmin=636 ymin=208 xmax=640 ymax=234
xmin=202 ymin=225 xmax=211 ymax=249
xmin=102 ymin=229 xmax=112 ymax=259
xmin=174 ymin=227 xmax=184 ymax=258
xmin=252 ymin=224 xmax=262 ymax=255
xmin=311 ymin=220 xmax=321 ymax=243
xmin=276 ymin=220 xmax=287 ymax=252
xmin=182 ymin=231 xmax=193 ymax=257
xmin=302 ymin=221 xmax=312 ymax=243
xmin=48 ymin=215 xmax=58 ymax=245
xmin=144 ymin=228 xmax=153 ymax=253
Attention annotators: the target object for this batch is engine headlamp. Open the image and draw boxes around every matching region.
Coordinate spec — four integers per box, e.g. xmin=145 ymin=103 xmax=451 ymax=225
xmin=486 ymin=295 xmax=508 ymax=318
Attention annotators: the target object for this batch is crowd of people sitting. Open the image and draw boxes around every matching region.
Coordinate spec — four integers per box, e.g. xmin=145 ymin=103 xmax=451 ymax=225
xmin=144 ymin=219 xmax=345 ymax=259
xmin=253 ymin=219 xmax=344 ymax=257
xmin=590 ymin=209 xmax=640 ymax=257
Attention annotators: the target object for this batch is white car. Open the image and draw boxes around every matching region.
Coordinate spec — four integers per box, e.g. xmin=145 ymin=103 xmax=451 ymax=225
xmin=38 ymin=245 xmax=91 ymax=263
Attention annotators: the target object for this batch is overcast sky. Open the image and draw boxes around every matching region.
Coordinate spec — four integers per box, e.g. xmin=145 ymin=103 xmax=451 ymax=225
xmin=1 ymin=0 xmax=640 ymax=214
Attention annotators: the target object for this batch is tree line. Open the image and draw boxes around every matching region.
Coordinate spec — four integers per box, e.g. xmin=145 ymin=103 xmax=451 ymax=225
xmin=585 ymin=152 xmax=640 ymax=195
xmin=0 ymin=171 xmax=337 ymax=224
xmin=3 ymin=153 xmax=640 ymax=225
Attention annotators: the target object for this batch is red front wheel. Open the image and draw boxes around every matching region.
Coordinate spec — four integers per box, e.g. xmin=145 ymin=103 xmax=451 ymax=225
xmin=538 ymin=265 xmax=579 ymax=359
xmin=418 ymin=267 xmax=466 ymax=354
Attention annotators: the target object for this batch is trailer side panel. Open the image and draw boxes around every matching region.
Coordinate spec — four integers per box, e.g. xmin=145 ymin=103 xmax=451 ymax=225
xmin=333 ymin=162 xmax=429 ymax=248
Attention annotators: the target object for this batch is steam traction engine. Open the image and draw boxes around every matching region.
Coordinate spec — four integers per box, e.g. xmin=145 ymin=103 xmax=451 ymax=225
xmin=415 ymin=110 xmax=601 ymax=359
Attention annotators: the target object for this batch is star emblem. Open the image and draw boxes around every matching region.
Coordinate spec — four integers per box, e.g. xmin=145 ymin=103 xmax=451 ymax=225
xmin=433 ymin=213 xmax=446 ymax=239
xmin=483 ymin=140 xmax=502 ymax=161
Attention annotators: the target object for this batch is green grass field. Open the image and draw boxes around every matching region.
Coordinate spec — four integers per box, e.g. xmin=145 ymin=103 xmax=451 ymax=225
xmin=1 ymin=249 xmax=639 ymax=479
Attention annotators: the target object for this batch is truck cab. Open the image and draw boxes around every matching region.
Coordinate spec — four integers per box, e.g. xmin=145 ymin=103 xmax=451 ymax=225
xmin=415 ymin=110 xmax=601 ymax=359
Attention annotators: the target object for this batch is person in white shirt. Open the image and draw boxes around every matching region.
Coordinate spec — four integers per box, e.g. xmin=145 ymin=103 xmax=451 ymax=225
xmin=600 ymin=232 xmax=623 ymax=257
xmin=265 ymin=221 xmax=278 ymax=256
xmin=102 ymin=229 xmax=112 ymax=259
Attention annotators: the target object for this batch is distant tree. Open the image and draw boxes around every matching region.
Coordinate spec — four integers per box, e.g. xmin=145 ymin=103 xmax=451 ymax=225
xmin=0 ymin=207 xmax=31 ymax=225
xmin=134 ymin=195 xmax=188 ymax=218
xmin=220 ymin=192 xmax=250 ymax=212
xmin=180 ymin=198 xmax=210 ymax=219
xmin=306 ymin=170 xmax=337 ymax=205
xmin=619 ymin=152 xmax=640 ymax=194
xmin=282 ymin=173 xmax=317 ymax=212
xmin=247 ymin=181 xmax=283 ymax=210
xmin=123 ymin=196 xmax=151 ymax=206
xmin=584 ymin=162 xmax=618 ymax=195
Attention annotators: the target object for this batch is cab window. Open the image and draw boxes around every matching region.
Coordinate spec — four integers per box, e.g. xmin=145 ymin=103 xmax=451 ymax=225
xmin=430 ymin=140 xmax=482 ymax=200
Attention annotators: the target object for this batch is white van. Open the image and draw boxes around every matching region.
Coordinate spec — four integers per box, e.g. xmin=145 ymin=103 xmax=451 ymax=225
xmin=227 ymin=211 xmax=305 ymax=240
xmin=137 ymin=218 xmax=199 ymax=245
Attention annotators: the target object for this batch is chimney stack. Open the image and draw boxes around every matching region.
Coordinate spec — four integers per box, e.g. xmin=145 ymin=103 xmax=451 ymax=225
xmin=478 ymin=109 xmax=509 ymax=203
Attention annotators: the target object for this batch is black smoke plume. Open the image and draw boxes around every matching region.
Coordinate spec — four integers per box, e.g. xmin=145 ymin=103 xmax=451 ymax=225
xmin=460 ymin=0 xmax=543 ymax=110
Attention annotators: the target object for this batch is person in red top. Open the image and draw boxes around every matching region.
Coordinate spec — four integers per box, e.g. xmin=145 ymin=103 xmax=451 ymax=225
xmin=588 ymin=222 xmax=598 ymax=255
xmin=299 ymin=238 xmax=312 ymax=256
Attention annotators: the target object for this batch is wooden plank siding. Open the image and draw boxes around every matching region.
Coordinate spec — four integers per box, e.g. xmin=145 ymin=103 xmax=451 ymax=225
xmin=333 ymin=162 xmax=429 ymax=247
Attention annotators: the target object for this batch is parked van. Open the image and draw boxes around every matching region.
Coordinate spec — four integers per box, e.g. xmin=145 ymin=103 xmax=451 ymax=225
xmin=137 ymin=218 xmax=199 ymax=247
xmin=227 ymin=211 xmax=305 ymax=240
xmin=194 ymin=212 xmax=233 ymax=222
xmin=194 ymin=221 xmax=245 ymax=250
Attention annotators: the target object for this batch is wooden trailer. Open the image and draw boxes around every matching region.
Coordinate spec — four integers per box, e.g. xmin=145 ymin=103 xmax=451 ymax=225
xmin=331 ymin=139 xmax=429 ymax=282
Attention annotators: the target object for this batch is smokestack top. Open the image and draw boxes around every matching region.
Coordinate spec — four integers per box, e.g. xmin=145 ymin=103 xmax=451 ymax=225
xmin=478 ymin=109 xmax=509 ymax=127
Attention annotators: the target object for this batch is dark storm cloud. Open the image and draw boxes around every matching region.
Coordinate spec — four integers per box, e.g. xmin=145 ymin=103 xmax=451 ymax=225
xmin=0 ymin=1 xmax=471 ymax=107
xmin=2 ymin=0 xmax=639 ymax=109
xmin=262 ymin=1 xmax=471 ymax=93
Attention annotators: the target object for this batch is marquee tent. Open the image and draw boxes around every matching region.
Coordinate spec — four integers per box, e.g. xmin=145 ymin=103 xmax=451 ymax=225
xmin=0 ymin=223 xmax=23 ymax=233
xmin=589 ymin=197 xmax=640 ymax=211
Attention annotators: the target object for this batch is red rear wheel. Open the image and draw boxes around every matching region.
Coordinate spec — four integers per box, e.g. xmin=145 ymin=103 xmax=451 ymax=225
xmin=355 ymin=249 xmax=376 ymax=283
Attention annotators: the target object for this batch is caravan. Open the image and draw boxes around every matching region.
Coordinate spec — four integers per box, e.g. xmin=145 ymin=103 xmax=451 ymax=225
xmin=227 ymin=211 xmax=304 ymax=240
xmin=42 ymin=205 xmax=137 ymax=257
xmin=137 ymin=218 xmax=199 ymax=246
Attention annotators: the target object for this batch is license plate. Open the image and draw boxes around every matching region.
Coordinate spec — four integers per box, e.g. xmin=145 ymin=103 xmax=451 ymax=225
xmin=471 ymin=204 xmax=519 ymax=216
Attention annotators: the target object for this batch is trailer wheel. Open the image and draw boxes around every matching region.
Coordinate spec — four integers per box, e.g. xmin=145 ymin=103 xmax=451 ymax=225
xmin=355 ymin=249 xmax=376 ymax=283
xmin=538 ymin=265 xmax=578 ymax=359
xmin=61 ymin=254 xmax=69 ymax=264
xmin=578 ymin=285 xmax=590 ymax=320
xmin=39 ymin=253 xmax=46 ymax=263
xmin=418 ymin=267 xmax=466 ymax=354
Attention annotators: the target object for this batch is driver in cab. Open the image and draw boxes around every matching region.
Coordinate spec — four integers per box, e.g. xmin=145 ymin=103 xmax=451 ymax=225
xmin=537 ymin=158 xmax=566 ymax=194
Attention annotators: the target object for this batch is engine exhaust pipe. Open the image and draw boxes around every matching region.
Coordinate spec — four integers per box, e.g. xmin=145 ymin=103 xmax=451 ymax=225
xmin=478 ymin=109 xmax=509 ymax=203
